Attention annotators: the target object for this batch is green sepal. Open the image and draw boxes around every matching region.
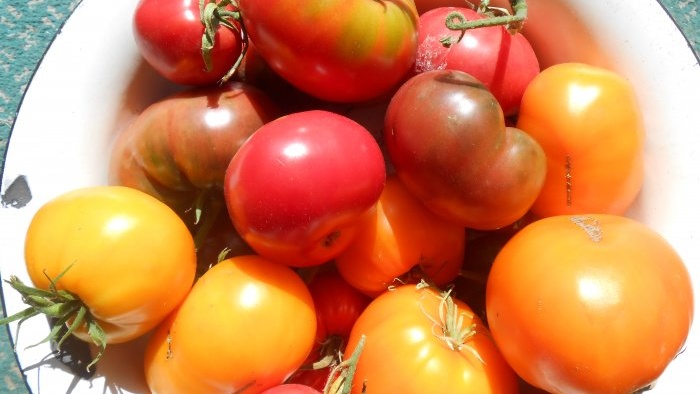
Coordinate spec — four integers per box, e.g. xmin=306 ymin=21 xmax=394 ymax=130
xmin=0 ymin=269 xmax=107 ymax=372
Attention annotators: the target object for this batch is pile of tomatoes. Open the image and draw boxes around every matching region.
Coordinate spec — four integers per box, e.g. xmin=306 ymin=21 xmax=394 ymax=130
xmin=1 ymin=0 xmax=694 ymax=393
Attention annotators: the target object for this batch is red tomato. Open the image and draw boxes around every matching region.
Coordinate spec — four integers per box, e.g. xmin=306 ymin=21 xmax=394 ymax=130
xmin=486 ymin=215 xmax=694 ymax=394
xmin=345 ymin=284 xmax=519 ymax=393
xmin=144 ymin=255 xmax=317 ymax=393
xmin=133 ymin=0 xmax=243 ymax=85
xmin=335 ymin=175 xmax=465 ymax=297
xmin=414 ymin=7 xmax=539 ymax=115
xmin=385 ymin=69 xmax=546 ymax=230
xmin=224 ymin=110 xmax=386 ymax=267
xmin=237 ymin=0 xmax=419 ymax=102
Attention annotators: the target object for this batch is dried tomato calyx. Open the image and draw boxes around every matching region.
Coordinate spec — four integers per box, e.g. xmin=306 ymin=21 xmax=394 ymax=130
xmin=0 ymin=267 xmax=106 ymax=371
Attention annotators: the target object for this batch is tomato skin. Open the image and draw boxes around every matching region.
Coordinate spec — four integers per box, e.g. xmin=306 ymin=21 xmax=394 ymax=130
xmin=486 ymin=214 xmax=694 ymax=394
xmin=237 ymin=0 xmax=419 ymax=102
xmin=385 ymin=69 xmax=546 ymax=230
xmin=224 ymin=110 xmax=386 ymax=267
xmin=144 ymin=255 xmax=317 ymax=394
xmin=24 ymin=186 xmax=196 ymax=344
xmin=307 ymin=269 xmax=371 ymax=341
xmin=133 ymin=0 xmax=242 ymax=85
xmin=335 ymin=175 xmax=465 ymax=297
xmin=415 ymin=7 xmax=539 ymax=115
xmin=287 ymin=268 xmax=371 ymax=391
xmin=261 ymin=384 xmax=322 ymax=394
xmin=109 ymin=82 xmax=279 ymax=221
xmin=345 ymin=284 xmax=518 ymax=393
xmin=516 ymin=63 xmax=645 ymax=217
xmin=413 ymin=0 xmax=467 ymax=15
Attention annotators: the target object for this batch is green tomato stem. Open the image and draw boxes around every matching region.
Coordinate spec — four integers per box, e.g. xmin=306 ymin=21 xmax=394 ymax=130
xmin=199 ymin=0 xmax=247 ymax=83
xmin=443 ymin=0 xmax=528 ymax=47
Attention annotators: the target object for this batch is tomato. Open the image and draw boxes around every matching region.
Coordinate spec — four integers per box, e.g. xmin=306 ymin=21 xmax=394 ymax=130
xmin=224 ymin=110 xmax=386 ymax=267
xmin=109 ymin=81 xmax=279 ymax=223
xmin=288 ymin=268 xmax=371 ymax=391
xmin=344 ymin=284 xmax=518 ymax=393
xmin=516 ymin=62 xmax=645 ymax=217
xmin=334 ymin=175 xmax=465 ymax=297
xmin=236 ymin=0 xmax=419 ymax=102
xmin=486 ymin=214 xmax=694 ymax=394
xmin=261 ymin=384 xmax=321 ymax=394
xmin=4 ymin=186 xmax=196 ymax=366
xmin=384 ymin=69 xmax=546 ymax=230
xmin=307 ymin=268 xmax=371 ymax=342
xmin=144 ymin=255 xmax=317 ymax=393
xmin=133 ymin=0 xmax=244 ymax=86
xmin=414 ymin=7 xmax=539 ymax=115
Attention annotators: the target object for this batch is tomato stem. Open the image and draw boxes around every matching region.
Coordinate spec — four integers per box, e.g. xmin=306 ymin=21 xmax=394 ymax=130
xmin=324 ymin=335 xmax=366 ymax=394
xmin=199 ymin=0 xmax=247 ymax=83
xmin=442 ymin=0 xmax=528 ymax=47
xmin=0 ymin=267 xmax=107 ymax=372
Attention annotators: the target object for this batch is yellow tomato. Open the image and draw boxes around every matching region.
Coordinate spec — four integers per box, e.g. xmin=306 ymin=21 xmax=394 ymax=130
xmin=516 ymin=62 xmax=644 ymax=217
xmin=144 ymin=255 xmax=317 ymax=394
xmin=22 ymin=186 xmax=196 ymax=348
xmin=486 ymin=214 xmax=693 ymax=393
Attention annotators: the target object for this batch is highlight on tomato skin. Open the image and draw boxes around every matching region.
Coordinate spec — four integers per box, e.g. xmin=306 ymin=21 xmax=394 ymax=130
xmin=485 ymin=214 xmax=694 ymax=394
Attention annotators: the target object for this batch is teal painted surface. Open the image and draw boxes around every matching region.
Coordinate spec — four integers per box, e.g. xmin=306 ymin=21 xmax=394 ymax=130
xmin=0 ymin=0 xmax=698 ymax=392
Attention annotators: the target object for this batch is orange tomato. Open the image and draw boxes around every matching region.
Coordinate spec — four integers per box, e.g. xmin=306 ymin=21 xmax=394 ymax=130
xmin=334 ymin=175 xmax=465 ymax=297
xmin=144 ymin=255 xmax=317 ymax=394
xmin=22 ymin=186 xmax=196 ymax=345
xmin=345 ymin=284 xmax=519 ymax=393
xmin=516 ymin=62 xmax=644 ymax=217
xmin=486 ymin=214 xmax=693 ymax=394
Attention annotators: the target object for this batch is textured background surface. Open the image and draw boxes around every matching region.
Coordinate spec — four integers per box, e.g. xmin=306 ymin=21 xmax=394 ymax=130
xmin=1 ymin=0 xmax=699 ymax=392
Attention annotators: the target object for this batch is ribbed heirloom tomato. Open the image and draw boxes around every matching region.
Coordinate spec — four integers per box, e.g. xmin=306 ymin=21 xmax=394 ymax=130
xmin=1 ymin=186 xmax=197 ymax=368
xmin=109 ymin=82 xmax=280 ymax=223
xmin=237 ymin=0 xmax=419 ymax=102
xmin=486 ymin=214 xmax=694 ymax=394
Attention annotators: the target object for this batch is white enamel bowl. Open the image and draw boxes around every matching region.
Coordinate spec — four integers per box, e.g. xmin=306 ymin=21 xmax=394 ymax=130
xmin=1 ymin=0 xmax=699 ymax=392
